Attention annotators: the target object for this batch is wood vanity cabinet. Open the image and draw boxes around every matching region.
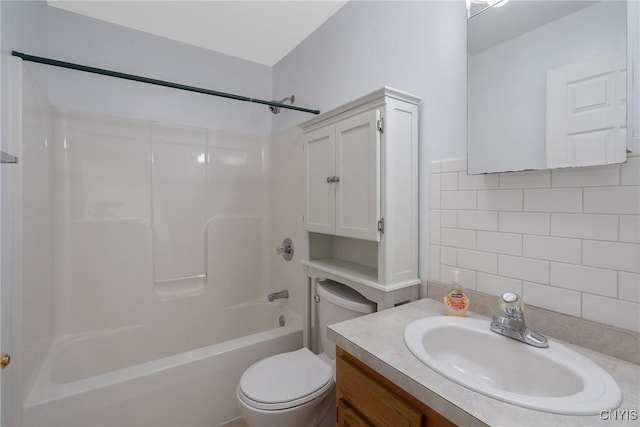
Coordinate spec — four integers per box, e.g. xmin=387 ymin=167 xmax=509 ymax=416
xmin=336 ymin=347 xmax=455 ymax=427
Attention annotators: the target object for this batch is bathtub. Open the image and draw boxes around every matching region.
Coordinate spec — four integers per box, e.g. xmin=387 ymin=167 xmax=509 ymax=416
xmin=23 ymin=300 xmax=303 ymax=426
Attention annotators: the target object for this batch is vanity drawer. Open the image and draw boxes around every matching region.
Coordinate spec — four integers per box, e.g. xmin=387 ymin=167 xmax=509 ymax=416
xmin=336 ymin=347 xmax=454 ymax=427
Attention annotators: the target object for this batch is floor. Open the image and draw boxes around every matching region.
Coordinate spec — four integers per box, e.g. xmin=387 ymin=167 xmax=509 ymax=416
xmin=218 ymin=417 xmax=249 ymax=427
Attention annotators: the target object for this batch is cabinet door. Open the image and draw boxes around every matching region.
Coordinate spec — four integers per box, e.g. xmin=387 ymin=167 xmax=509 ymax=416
xmin=334 ymin=109 xmax=381 ymax=241
xmin=337 ymin=399 xmax=373 ymax=427
xmin=304 ymin=126 xmax=335 ymax=234
xmin=337 ymin=350 xmax=423 ymax=426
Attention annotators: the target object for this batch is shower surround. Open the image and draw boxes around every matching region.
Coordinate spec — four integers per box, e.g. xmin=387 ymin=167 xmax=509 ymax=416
xmin=15 ymin=60 xmax=296 ymax=426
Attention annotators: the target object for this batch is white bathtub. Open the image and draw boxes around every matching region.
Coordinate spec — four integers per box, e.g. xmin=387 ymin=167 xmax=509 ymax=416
xmin=23 ymin=300 xmax=303 ymax=426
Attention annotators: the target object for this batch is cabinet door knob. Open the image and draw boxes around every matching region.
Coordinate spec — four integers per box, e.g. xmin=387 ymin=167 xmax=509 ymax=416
xmin=334 ymin=176 xmax=340 ymax=183
xmin=327 ymin=177 xmax=333 ymax=183
xmin=1 ymin=353 xmax=10 ymax=370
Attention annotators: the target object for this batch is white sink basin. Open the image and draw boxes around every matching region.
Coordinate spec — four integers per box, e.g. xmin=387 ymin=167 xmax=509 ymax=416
xmin=403 ymin=316 xmax=622 ymax=415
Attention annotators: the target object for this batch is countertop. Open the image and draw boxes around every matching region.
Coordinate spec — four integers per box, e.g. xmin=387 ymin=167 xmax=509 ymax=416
xmin=327 ymin=298 xmax=640 ymax=427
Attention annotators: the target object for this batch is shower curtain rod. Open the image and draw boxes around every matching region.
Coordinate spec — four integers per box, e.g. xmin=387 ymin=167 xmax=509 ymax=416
xmin=12 ymin=51 xmax=321 ymax=115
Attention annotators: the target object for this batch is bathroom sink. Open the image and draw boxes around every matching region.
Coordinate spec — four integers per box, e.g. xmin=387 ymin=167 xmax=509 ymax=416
xmin=403 ymin=316 xmax=622 ymax=415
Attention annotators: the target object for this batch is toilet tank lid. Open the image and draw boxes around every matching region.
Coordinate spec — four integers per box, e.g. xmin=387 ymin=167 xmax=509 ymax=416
xmin=317 ymin=280 xmax=376 ymax=314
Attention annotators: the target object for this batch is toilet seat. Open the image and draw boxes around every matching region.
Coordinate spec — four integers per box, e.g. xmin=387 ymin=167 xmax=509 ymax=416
xmin=238 ymin=348 xmax=333 ymax=411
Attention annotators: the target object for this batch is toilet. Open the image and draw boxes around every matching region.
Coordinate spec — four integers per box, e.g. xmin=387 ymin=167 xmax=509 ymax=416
xmin=236 ymin=280 xmax=376 ymax=427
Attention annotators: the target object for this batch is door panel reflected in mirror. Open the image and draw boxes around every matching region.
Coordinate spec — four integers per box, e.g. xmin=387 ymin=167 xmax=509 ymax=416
xmin=467 ymin=0 xmax=629 ymax=174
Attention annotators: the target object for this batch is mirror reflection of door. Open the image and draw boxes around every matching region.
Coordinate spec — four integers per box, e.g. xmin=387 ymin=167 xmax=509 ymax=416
xmin=468 ymin=0 xmax=629 ymax=174
xmin=546 ymin=51 xmax=627 ymax=168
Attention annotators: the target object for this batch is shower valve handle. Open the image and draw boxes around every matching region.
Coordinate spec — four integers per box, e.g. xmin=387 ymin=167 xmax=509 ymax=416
xmin=276 ymin=238 xmax=294 ymax=261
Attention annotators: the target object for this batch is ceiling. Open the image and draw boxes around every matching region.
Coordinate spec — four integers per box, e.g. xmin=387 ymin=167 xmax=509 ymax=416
xmin=47 ymin=1 xmax=348 ymax=67
xmin=468 ymin=0 xmax=596 ymax=54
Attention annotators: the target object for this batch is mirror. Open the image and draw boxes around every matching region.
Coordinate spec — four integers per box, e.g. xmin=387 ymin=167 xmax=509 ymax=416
xmin=468 ymin=0 xmax=629 ymax=174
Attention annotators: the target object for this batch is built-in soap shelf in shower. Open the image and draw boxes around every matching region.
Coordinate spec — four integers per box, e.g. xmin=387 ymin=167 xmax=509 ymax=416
xmin=0 ymin=150 xmax=18 ymax=163
xmin=153 ymin=274 xmax=207 ymax=300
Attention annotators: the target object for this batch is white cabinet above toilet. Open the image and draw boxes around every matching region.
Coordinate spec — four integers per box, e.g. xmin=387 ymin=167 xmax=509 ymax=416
xmin=302 ymin=87 xmax=421 ymax=311
xmin=304 ymin=108 xmax=381 ymax=241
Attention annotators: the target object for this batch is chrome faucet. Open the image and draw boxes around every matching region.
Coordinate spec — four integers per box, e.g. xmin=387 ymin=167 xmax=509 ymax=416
xmin=268 ymin=289 xmax=289 ymax=302
xmin=490 ymin=292 xmax=548 ymax=348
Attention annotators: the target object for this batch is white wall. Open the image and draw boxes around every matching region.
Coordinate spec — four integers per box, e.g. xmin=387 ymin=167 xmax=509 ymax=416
xmin=271 ymin=0 xmax=468 ymax=314
xmin=271 ymin=0 xmax=639 ymax=333
xmin=272 ymin=1 xmax=467 ymax=162
xmin=469 ymin=1 xmax=626 ymax=173
xmin=47 ymin=6 xmax=273 ymax=135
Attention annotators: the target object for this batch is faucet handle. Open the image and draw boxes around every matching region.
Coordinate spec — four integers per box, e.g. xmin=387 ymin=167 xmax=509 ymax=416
xmin=500 ymin=292 xmax=524 ymax=319
xmin=275 ymin=238 xmax=294 ymax=261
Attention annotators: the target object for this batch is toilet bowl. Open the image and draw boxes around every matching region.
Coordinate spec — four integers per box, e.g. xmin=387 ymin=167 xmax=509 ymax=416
xmin=237 ymin=280 xmax=376 ymax=427
xmin=236 ymin=348 xmax=335 ymax=427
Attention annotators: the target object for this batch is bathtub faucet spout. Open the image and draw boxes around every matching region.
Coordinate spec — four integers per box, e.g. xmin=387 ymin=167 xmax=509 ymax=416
xmin=268 ymin=290 xmax=289 ymax=302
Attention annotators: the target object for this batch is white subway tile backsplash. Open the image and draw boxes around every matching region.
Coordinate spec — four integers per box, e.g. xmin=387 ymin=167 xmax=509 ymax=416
xmin=524 ymin=188 xmax=582 ymax=213
xmin=523 ymin=282 xmax=582 ymax=317
xmin=441 ymin=265 xmax=476 ymax=289
xmin=440 ymin=158 xmax=467 ymax=173
xmin=551 ymin=214 xmax=618 ymax=241
xmin=458 ymin=172 xmax=499 ymax=190
xmin=441 ymin=246 xmax=457 ymax=266
xmin=582 ymin=294 xmax=640 ymax=333
xmin=523 ymin=235 xmax=581 ymax=264
xmin=430 ymin=245 xmax=441 ymax=281
xmin=441 ymin=172 xmax=458 ymax=190
xmin=477 ymin=231 xmax=522 ymax=256
xmin=431 ymin=210 xmax=441 ymax=245
xmin=440 ymin=210 xmax=458 ymax=228
xmin=620 ymin=157 xmax=640 ymax=185
xmin=431 ymin=157 xmax=640 ymax=332
xmin=441 ymin=228 xmax=476 ymax=249
xmin=499 ymin=170 xmax=551 ymax=189
xmin=458 ymin=211 xmax=498 ymax=231
xmin=583 ymin=240 xmax=640 ymax=273
xmin=499 ymin=212 xmax=550 ymax=235
xmin=476 ymin=273 xmax=522 ymax=297
xmin=498 ymin=255 xmax=549 ymax=284
xmin=550 ymin=263 xmax=617 ymax=297
xmin=457 ymin=249 xmax=498 ymax=274
xmin=620 ymin=215 xmax=640 ymax=243
xmin=584 ymin=187 xmax=640 ymax=214
xmin=477 ymin=189 xmax=522 ymax=211
xmin=441 ymin=190 xmax=477 ymax=210
xmin=430 ymin=174 xmax=441 ymax=209
xmin=552 ymin=164 xmax=620 ymax=187
xmin=619 ymin=272 xmax=640 ymax=303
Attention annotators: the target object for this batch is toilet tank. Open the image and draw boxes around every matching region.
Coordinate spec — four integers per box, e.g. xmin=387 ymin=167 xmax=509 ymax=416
xmin=316 ymin=280 xmax=376 ymax=359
